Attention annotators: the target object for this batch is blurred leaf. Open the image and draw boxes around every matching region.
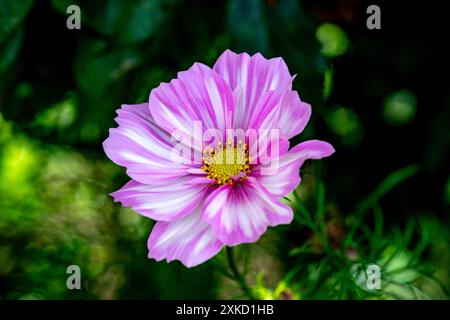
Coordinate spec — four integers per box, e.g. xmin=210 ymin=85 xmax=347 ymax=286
xmin=79 ymin=120 xmax=101 ymax=142
xmin=0 ymin=0 xmax=33 ymax=41
xmin=0 ymin=112 xmax=13 ymax=143
xmin=316 ymin=23 xmax=350 ymax=58
xmin=383 ymin=89 xmax=417 ymax=125
xmin=129 ymin=66 xmax=171 ymax=103
xmin=355 ymin=164 xmax=419 ymax=215
xmin=120 ymin=0 xmax=165 ymax=44
xmin=0 ymin=137 xmax=39 ymax=198
xmin=0 ymin=27 xmax=24 ymax=72
xmin=74 ymin=37 xmax=141 ymax=97
xmin=227 ymin=0 xmax=269 ymax=54
xmin=51 ymin=0 xmax=165 ymax=44
xmin=323 ymin=64 xmax=333 ymax=100
xmin=33 ymin=92 xmax=77 ymax=131
xmin=327 ymin=106 xmax=364 ymax=146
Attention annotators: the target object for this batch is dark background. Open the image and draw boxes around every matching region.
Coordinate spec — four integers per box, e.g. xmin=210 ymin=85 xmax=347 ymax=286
xmin=0 ymin=0 xmax=449 ymax=299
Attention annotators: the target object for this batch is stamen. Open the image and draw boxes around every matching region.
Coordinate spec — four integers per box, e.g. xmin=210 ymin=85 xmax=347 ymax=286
xmin=202 ymin=141 xmax=251 ymax=186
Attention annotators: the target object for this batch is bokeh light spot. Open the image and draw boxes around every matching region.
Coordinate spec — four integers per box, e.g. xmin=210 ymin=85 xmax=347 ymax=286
xmin=327 ymin=106 xmax=364 ymax=146
xmin=382 ymin=90 xmax=417 ymax=125
xmin=15 ymin=82 xmax=33 ymax=99
xmin=316 ymin=23 xmax=349 ymax=58
xmin=0 ymin=138 xmax=38 ymax=188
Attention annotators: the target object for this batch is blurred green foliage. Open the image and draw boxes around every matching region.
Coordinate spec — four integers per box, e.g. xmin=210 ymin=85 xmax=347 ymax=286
xmin=0 ymin=0 xmax=34 ymax=41
xmin=316 ymin=23 xmax=349 ymax=58
xmin=382 ymin=90 xmax=417 ymax=126
xmin=0 ymin=0 xmax=449 ymax=300
xmin=327 ymin=106 xmax=364 ymax=146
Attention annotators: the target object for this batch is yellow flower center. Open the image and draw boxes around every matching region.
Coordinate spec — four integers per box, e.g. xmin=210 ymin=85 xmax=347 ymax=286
xmin=201 ymin=140 xmax=251 ymax=186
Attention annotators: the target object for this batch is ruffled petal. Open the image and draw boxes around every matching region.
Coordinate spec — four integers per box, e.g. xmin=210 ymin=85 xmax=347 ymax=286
xmin=103 ymin=103 xmax=193 ymax=185
xmin=258 ymin=90 xmax=312 ymax=139
xmin=255 ymin=140 xmax=335 ymax=197
xmin=202 ymin=177 xmax=293 ymax=245
xmin=276 ymin=91 xmax=311 ymax=138
xmin=213 ymin=50 xmax=293 ymax=130
xmin=148 ymin=208 xmax=224 ymax=268
xmin=149 ymin=63 xmax=234 ymax=139
xmin=111 ymin=176 xmax=210 ymax=222
xmin=282 ymin=139 xmax=336 ymax=167
xmin=249 ymin=133 xmax=290 ymax=167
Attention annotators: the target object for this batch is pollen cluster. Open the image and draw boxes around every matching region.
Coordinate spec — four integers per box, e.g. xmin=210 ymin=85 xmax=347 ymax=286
xmin=201 ymin=140 xmax=251 ymax=186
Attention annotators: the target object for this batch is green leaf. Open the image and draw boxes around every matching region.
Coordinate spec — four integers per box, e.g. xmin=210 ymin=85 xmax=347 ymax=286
xmin=74 ymin=37 xmax=141 ymax=97
xmin=33 ymin=93 xmax=78 ymax=131
xmin=0 ymin=0 xmax=33 ymax=41
xmin=346 ymin=165 xmax=419 ymax=245
xmin=354 ymin=164 xmax=420 ymax=215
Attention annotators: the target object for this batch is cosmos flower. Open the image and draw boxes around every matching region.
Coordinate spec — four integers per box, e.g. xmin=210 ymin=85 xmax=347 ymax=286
xmin=103 ymin=50 xmax=334 ymax=267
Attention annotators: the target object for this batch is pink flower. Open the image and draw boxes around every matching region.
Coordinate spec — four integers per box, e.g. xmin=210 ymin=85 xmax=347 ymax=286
xmin=103 ymin=50 xmax=334 ymax=267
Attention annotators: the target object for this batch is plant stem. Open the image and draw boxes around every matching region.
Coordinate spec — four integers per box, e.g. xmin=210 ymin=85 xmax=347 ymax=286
xmin=226 ymin=246 xmax=255 ymax=299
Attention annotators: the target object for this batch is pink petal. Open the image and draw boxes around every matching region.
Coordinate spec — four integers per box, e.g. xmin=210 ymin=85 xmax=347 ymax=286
xmin=277 ymin=91 xmax=311 ymax=138
xmin=249 ymin=134 xmax=290 ymax=167
xmin=148 ymin=208 xmax=224 ymax=268
xmin=213 ymin=50 xmax=293 ymax=130
xmin=283 ymin=139 xmax=336 ymax=166
xmin=255 ymin=140 xmax=335 ymax=197
xmin=259 ymin=90 xmax=312 ymax=139
xmin=149 ymin=63 xmax=234 ymax=139
xmin=246 ymin=90 xmax=283 ymax=132
xmin=202 ymin=177 xmax=293 ymax=245
xmin=103 ymin=103 xmax=193 ymax=185
xmin=111 ymin=176 xmax=211 ymax=222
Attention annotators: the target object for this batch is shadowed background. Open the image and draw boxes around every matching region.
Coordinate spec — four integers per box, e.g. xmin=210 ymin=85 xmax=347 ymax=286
xmin=0 ymin=0 xmax=449 ymax=299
